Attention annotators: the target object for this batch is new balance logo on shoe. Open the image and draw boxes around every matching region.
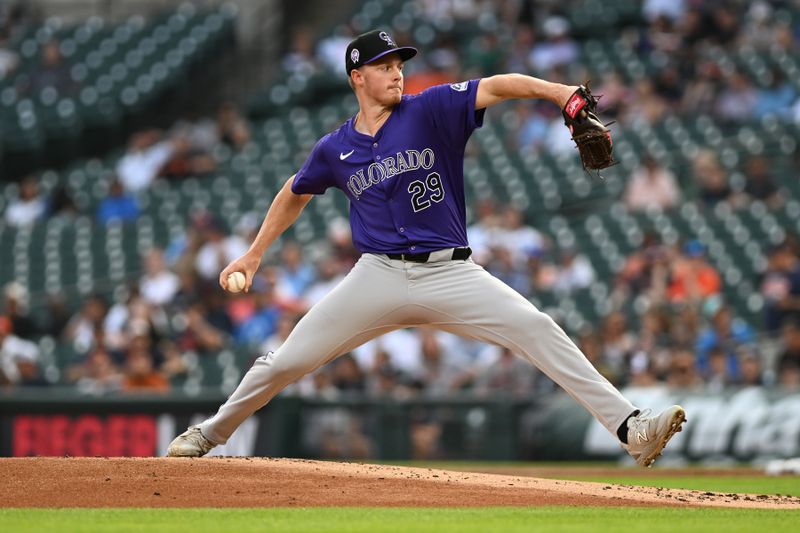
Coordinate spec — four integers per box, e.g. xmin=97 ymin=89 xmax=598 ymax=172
xmin=624 ymin=405 xmax=686 ymax=467
xmin=340 ymin=149 xmax=355 ymax=160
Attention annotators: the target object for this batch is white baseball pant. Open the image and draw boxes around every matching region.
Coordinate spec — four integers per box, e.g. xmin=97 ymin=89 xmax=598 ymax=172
xmin=198 ymin=251 xmax=636 ymax=444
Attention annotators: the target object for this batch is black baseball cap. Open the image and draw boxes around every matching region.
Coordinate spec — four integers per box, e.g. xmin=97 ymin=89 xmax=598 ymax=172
xmin=345 ymin=30 xmax=417 ymax=77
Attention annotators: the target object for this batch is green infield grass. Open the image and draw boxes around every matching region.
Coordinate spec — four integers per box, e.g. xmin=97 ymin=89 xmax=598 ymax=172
xmin=1 ymin=507 xmax=799 ymax=533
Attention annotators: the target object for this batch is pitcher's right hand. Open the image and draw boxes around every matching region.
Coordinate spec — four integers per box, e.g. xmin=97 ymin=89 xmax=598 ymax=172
xmin=219 ymin=251 xmax=261 ymax=293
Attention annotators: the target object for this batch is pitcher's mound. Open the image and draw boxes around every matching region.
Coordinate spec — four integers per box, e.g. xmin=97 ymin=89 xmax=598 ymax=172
xmin=2 ymin=457 xmax=799 ymax=509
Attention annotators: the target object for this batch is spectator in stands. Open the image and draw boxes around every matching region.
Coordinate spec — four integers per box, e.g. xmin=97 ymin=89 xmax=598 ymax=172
xmin=4 ymin=175 xmax=46 ymax=227
xmin=667 ymin=348 xmax=703 ymax=390
xmin=526 ymin=247 xmax=559 ymax=292
xmin=681 ymin=60 xmax=720 ymax=116
xmin=47 ymin=185 xmax=80 ymax=221
xmin=595 ymin=71 xmax=634 ymax=120
xmin=552 ymin=246 xmax=595 ymax=293
xmin=466 ymin=198 xmax=502 ymax=265
xmin=761 ymin=242 xmax=800 ymax=332
xmin=235 ymin=270 xmax=282 ymax=347
xmin=741 ymin=3 xmax=774 ymax=49
xmin=623 ymin=79 xmax=667 ymax=126
xmin=156 ymin=340 xmax=188 ymax=384
xmin=738 ymin=347 xmax=764 ymax=387
xmin=528 ymin=16 xmax=579 ymax=72
xmin=514 ymin=101 xmax=552 ymax=154
xmin=653 ymin=66 xmax=683 ymax=105
xmin=642 ymin=15 xmax=682 ymax=55
xmin=276 ymin=241 xmax=316 ymax=302
xmin=670 ymin=303 xmax=702 ymax=352
xmin=486 ymin=245 xmax=530 ymax=296
xmin=643 ymin=0 xmax=687 ymax=23
xmin=261 ymin=313 xmax=299 ymax=356
xmin=740 ymin=155 xmax=780 ymax=207
xmin=25 ymin=39 xmax=77 ymax=96
xmin=634 ymin=307 xmax=672 ymax=367
xmin=161 ymin=134 xmax=217 ymax=179
xmin=353 ymin=329 xmax=424 ymax=383
xmin=709 ymin=4 xmax=740 ymax=45
xmin=474 ymin=346 xmax=537 ymax=398
xmin=282 ymin=25 xmax=317 ymax=76
xmin=175 ymin=300 xmax=229 ymax=355
xmin=777 ymin=359 xmax=800 ymax=391
xmin=777 ymin=320 xmax=800 ymax=374
xmin=304 ymin=256 xmax=346 ymax=307
xmin=0 ymin=33 xmax=19 ymax=79
xmin=326 ymin=216 xmax=360 ymax=271
xmin=504 ymin=24 xmax=535 ymax=74
xmin=497 ymin=206 xmax=548 ymax=264
xmin=623 ymin=155 xmax=680 ymax=211
xmin=65 ymin=346 xmax=122 ymax=395
xmin=121 ymin=338 xmax=169 ymax=393
xmin=315 ymin=25 xmax=353 ymax=76
xmin=754 ymin=69 xmax=796 ymax=119
xmin=217 ymin=102 xmax=251 ymax=151
xmin=667 ymin=240 xmax=722 ymax=304
xmin=165 ymin=211 xmax=209 ymax=272
xmin=715 ymin=71 xmax=757 ymax=122
xmin=705 ymin=345 xmax=734 ymax=392
xmin=110 ymin=293 xmax=169 ymax=364
xmin=42 ymin=295 xmax=70 ymax=339
xmin=628 ymin=350 xmax=658 ymax=387
xmin=62 ymin=294 xmax=108 ymax=354
xmin=116 ymin=130 xmax=175 ymax=192
xmin=2 ymin=282 xmax=37 ymax=340
xmin=695 ymin=296 xmax=756 ymax=380
xmin=578 ymin=327 xmax=619 ymax=384
xmin=465 ymin=32 xmax=504 ymax=77
xmin=196 ymin=280 xmax=235 ymax=337
xmin=331 ymin=354 xmax=366 ymax=393
xmin=600 ymin=311 xmax=636 ymax=380
xmin=415 ymin=329 xmax=474 ymax=395
xmin=615 ymin=233 xmax=670 ymax=301
xmin=96 ymin=178 xmax=140 ymax=224
xmin=402 ymin=35 xmax=460 ymax=96
xmin=139 ymin=248 xmax=180 ymax=307
xmin=693 ymin=150 xmax=733 ymax=207
xmin=0 ymin=315 xmax=42 ymax=387
xmin=194 ymin=215 xmax=248 ymax=281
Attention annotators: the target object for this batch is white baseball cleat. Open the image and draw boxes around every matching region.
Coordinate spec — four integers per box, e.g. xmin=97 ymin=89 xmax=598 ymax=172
xmin=167 ymin=426 xmax=216 ymax=457
xmin=623 ymin=405 xmax=686 ymax=467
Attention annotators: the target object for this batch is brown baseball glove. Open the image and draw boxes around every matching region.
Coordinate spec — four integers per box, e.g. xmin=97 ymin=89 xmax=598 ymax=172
xmin=562 ymin=83 xmax=617 ymax=172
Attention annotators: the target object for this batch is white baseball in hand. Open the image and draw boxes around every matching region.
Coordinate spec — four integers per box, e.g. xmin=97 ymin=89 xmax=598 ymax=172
xmin=226 ymin=271 xmax=246 ymax=293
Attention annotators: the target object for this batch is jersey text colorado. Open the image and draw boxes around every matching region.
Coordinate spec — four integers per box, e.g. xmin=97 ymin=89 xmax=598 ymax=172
xmin=347 ymin=148 xmax=435 ymax=199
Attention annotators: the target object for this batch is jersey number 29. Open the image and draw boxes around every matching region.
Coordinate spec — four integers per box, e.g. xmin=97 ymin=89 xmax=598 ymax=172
xmin=408 ymin=172 xmax=445 ymax=213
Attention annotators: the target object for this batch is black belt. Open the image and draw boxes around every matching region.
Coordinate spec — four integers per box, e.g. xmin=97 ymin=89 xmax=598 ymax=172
xmin=386 ymin=247 xmax=472 ymax=263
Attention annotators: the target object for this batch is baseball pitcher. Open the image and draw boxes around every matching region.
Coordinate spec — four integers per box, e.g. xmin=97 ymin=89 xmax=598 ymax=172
xmin=168 ymin=30 xmax=685 ymax=466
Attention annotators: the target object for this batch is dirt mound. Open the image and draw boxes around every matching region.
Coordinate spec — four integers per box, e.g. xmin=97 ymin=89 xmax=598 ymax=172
xmin=2 ymin=458 xmax=798 ymax=509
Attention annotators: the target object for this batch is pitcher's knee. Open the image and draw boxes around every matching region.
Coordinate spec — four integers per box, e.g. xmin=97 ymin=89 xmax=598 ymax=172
xmin=529 ymin=310 xmax=556 ymax=330
xmin=253 ymin=351 xmax=311 ymax=385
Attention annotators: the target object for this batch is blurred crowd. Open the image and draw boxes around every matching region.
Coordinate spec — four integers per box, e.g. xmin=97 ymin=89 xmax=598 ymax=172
xmin=2 ymin=0 xmax=800 ymax=400
xmin=2 ymin=193 xmax=799 ymax=395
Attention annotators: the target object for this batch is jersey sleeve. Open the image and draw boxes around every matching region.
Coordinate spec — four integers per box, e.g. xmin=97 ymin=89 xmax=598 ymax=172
xmin=419 ymin=79 xmax=485 ymax=150
xmin=291 ymin=135 xmax=335 ymax=195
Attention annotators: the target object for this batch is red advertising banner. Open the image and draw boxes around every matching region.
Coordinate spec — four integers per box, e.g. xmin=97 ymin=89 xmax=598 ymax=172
xmin=13 ymin=415 xmax=157 ymax=457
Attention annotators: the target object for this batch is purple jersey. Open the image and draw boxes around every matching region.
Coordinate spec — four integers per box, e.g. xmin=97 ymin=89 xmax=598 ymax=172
xmin=291 ymin=79 xmax=485 ymax=254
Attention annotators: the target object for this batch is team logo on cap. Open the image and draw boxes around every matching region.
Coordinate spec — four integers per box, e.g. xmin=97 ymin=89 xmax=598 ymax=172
xmin=378 ymin=31 xmax=395 ymax=47
xmin=351 ymin=48 xmax=360 ymax=64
